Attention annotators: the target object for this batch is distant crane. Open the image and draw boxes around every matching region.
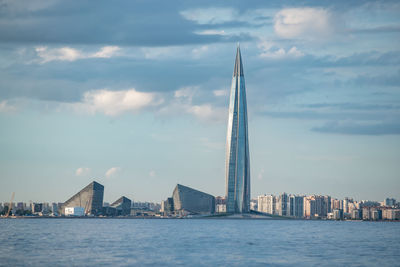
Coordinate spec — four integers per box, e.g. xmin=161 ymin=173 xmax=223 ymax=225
xmin=84 ymin=196 xmax=92 ymax=216
xmin=5 ymin=192 xmax=15 ymax=218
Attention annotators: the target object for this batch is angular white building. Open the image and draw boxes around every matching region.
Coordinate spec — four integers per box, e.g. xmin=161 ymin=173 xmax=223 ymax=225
xmin=225 ymin=46 xmax=251 ymax=213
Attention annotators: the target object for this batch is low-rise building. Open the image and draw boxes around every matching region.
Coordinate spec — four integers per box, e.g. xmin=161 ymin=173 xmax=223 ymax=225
xmin=65 ymin=207 xmax=85 ymax=216
xmin=216 ymin=204 xmax=226 ymax=213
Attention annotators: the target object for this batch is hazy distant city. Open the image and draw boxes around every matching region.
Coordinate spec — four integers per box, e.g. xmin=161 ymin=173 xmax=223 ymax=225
xmin=1 ymin=179 xmax=398 ymax=221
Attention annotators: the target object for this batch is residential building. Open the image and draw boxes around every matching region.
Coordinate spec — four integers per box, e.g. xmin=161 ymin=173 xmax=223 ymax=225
xmin=257 ymin=194 xmax=276 ymax=214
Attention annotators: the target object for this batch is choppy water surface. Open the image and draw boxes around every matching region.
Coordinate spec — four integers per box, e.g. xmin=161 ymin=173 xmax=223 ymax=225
xmin=0 ymin=219 xmax=399 ymax=266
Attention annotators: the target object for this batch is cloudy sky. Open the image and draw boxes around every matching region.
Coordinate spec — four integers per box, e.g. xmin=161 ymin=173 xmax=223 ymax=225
xmin=1 ymin=0 xmax=399 ymax=203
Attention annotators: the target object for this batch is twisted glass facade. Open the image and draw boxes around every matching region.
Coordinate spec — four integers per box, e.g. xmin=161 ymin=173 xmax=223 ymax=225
xmin=225 ymin=46 xmax=250 ymax=213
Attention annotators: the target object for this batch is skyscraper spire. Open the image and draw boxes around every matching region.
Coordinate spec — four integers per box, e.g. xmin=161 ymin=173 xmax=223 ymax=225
xmin=225 ymin=46 xmax=250 ymax=214
xmin=233 ymin=45 xmax=244 ymax=77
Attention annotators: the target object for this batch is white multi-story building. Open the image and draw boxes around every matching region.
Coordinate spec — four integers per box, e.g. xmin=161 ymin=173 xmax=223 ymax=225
xmin=257 ymin=194 xmax=276 ymax=214
xmin=65 ymin=207 xmax=85 ymax=216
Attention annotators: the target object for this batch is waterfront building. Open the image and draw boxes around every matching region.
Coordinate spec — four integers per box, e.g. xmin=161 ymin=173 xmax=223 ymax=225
xmin=3 ymin=202 xmax=16 ymax=211
xmin=171 ymin=184 xmax=215 ymax=215
xmin=360 ymin=200 xmax=380 ymax=207
xmin=225 ymin=46 xmax=251 ymax=214
xmin=324 ymin=196 xmax=331 ymax=214
xmin=331 ymin=198 xmax=341 ymax=211
xmin=132 ymin=202 xmax=160 ymax=211
xmin=277 ymin=193 xmax=288 ymax=216
xmin=304 ymin=195 xmax=330 ymax=218
xmin=333 ymin=209 xmax=343 ymax=220
xmin=347 ymin=202 xmax=358 ymax=215
xmin=161 ymin=197 xmax=174 ymax=215
xmin=250 ymin=198 xmax=258 ymax=211
xmin=351 ymin=209 xmax=361 ymax=220
xmin=382 ymin=209 xmax=400 ymax=220
xmin=16 ymin=202 xmax=24 ymax=211
xmin=343 ymin=197 xmax=354 ymax=213
xmin=216 ymin=204 xmax=227 ymax=213
xmin=288 ymin=195 xmax=304 ymax=218
xmin=65 ymin=207 xmax=85 ymax=216
xmin=42 ymin=202 xmax=51 ymax=214
xmin=215 ymin=196 xmax=227 ymax=213
xmin=257 ymin=194 xmax=276 ymax=214
xmin=362 ymin=207 xmax=370 ymax=220
xmin=60 ymin=181 xmax=104 ymax=216
xmin=215 ymin=196 xmax=226 ymax=205
xmin=384 ymin=198 xmax=396 ymax=207
xmin=110 ymin=196 xmax=132 ymax=216
xmin=371 ymin=209 xmax=382 ymax=220
xmin=304 ymin=196 xmax=316 ymax=218
xmin=51 ymin=203 xmax=58 ymax=215
xmin=32 ymin=203 xmax=43 ymax=214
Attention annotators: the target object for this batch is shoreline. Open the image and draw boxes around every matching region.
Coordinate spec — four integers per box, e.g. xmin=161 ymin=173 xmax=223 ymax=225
xmin=1 ymin=216 xmax=399 ymax=222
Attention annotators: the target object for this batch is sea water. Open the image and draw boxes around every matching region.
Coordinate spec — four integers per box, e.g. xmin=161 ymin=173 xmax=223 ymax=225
xmin=0 ymin=219 xmax=399 ymax=266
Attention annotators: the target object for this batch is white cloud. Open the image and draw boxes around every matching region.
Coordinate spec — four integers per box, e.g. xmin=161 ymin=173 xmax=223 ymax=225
xmin=287 ymin=47 xmax=304 ymax=57
xmin=92 ymin=46 xmax=120 ymax=58
xmin=76 ymin=88 xmax=162 ymax=116
xmin=0 ymin=100 xmax=17 ymax=113
xmin=180 ymin=7 xmax=276 ymax=27
xmin=75 ymin=167 xmax=90 ymax=176
xmin=141 ymin=46 xmax=188 ymax=59
xmin=195 ymin=30 xmax=225 ymax=35
xmin=258 ymin=40 xmax=304 ymax=59
xmin=105 ymin=167 xmax=120 ymax=178
xmin=158 ymin=86 xmax=226 ymax=123
xmin=188 ymin=104 xmax=213 ymax=119
xmin=35 ymin=45 xmax=121 ymax=63
xmin=187 ymin=104 xmax=225 ymax=122
xmin=174 ymin=87 xmax=225 ymax=122
xmin=213 ymin=89 xmax=228 ymax=97
xmin=274 ymin=8 xmax=335 ymax=40
xmin=174 ymin=86 xmax=198 ymax=101
xmin=180 ymin=8 xmax=237 ymax=25
xmin=36 ymin=46 xmax=82 ymax=63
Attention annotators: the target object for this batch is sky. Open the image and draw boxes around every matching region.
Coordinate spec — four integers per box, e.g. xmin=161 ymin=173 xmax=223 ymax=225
xmin=0 ymin=0 xmax=399 ymax=203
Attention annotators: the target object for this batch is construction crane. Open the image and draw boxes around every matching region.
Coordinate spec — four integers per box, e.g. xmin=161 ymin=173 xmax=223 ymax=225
xmin=84 ymin=197 xmax=92 ymax=216
xmin=5 ymin=192 xmax=15 ymax=218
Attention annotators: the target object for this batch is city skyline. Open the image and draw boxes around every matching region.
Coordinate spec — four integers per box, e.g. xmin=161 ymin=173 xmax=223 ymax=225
xmin=0 ymin=1 xmax=399 ymax=203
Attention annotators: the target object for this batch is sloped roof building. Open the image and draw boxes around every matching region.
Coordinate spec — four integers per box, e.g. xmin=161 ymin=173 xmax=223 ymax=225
xmin=60 ymin=181 xmax=104 ymax=216
xmin=110 ymin=196 xmax=132 ymax=216
xmin=172 ymin=184 xmax=215 ymax=215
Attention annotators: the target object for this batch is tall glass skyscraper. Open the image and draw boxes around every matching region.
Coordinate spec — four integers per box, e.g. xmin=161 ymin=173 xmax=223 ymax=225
xmin=225 ymin=46 xmax=250 ymax=213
